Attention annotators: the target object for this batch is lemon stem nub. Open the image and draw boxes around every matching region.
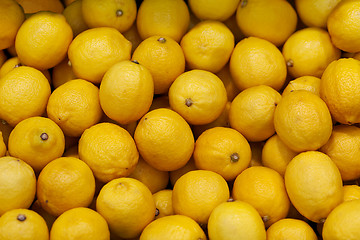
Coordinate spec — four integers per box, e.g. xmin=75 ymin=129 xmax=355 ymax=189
xmin=116 ymin=9 xmax=123 ymax=16
xmin=286 ymin=59 xmax=294 ymax=67
xmin=155 ymin=208 xmax=159 ymax=216
xmin=17 ymin=214 xmax=26 ymax=221
xmin=158 ymin=37 xmax=166 ymax=43
xmin=241 ymin=0 xmax=248 ymax=8
xmin=40 ymin=133 xmax=48 ymax=141
xmin=230 ymin=153 xmax=239 ymax=163
xmin=132 ymin=60 xmax=139 ymax=64
xmin=185 ymin=98 xmax=193 ymax=107
xmin=262 ymin=215 xmax=270 ymax=223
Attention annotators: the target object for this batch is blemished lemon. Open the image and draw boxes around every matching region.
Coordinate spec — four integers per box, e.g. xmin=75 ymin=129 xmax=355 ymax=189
xmin=78 ymin=122 xmax=139 ymax=183
xmin=295 ymin=0 xmax=342 ymax=28
xmin=129 ymin=156 xmax=169 ymax=194
xmin=168 ymin=69 xmax=228 ymax=125
xmin=322 ymin=199 xmax=360 ymax=240
xmin=15 ymin=11 xmax=73 ymax=70
xmin=282 ymin=27 xmax=341 ymax=78
xmin=188 ymin=0 xmax=240 ymax=21
xmin=284 ymin=151 xmax=343 ymax=223
xmin=50 ymin=207 xmax=110 ymax=240
xmin=82 ymin=0 xmax=136 ymax=33
xmin=207 ymin=200 xmax=266 ymax=240
xmin=236 ymin=0 xmax=297 ymax=46
xmin=232 ymin=166 xmax=290 ymax=227
xmin=261 ymin=134 xmax=298 ymax=177
xmin=37 ymin=157 xmax=96 ymax=216
xmin=180 ymin=20 xmax=235 ymax=73
xmin=136 ymin=0 xmax=190 ymax=42
xmin=282 ymin=76 xmax=321 ymax=97
xmin=8 ymin=116 xmax=65 ymax=172
xmin=139 ymin=214 xmax=207 ymax=240
xmin=68 ymin=27 xmax=132 ymax=84
xmin=266 ymin=218 xmax=318 ymax=240
xmin=343 ymin=185 xmax=360 ymax=202
xmin=0 ymin=66 xmax=51 ymax=127
xmin=96 ymin=177 xmax=156 ymax=239
xmin=327 ymin=0 xmax=360 ymax=53
xmin=0 ymin=156 xmax=36 ymax=216
xmin=320 ymin=58 xmax=360 ymax=125
xmin=131 ymin=35 xmax=185 ymax=95
xmin=63 ymin=0 xmax=89 ymax=37
xmin=320 ymin=124 xmax=360 ymax=181
xmin=169 ymin=157 xmax=197 ymax=187
xmin=274 ymin=90 xmax=333 ymax=152
xmin=99 ymin=60 xmax=154 ymax=125
xmin=134 ymin=108 xmax=194 ymax=171
xmin=172 ymin=170 xmax=230 ymax=224
xmin=229 ymin=37 xmax=287 ymax=91
xmin=0 ymin=0 xmax=25 ymax=50
xmin=193 ymin=127 xmax=251 ymax=181
xmin=229 ymin=85 xmax=282 ymax=142
xmin=0 ymin=209 xmax=49 ymax=240
xmin=152 ymin=189 xmax=174 ymax=219
xmin=15 ymin=0 xmax=64 ymax=13
xmin=51 ymin=57 xmax=77 ymax=89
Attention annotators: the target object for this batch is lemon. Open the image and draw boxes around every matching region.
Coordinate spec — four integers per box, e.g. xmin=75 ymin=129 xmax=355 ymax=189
xmin=172 ymin=170 xmax=230 ymax=224
xmin=0 ymin=209 xmax=49 ymax=240
xmin=266 ymin=218 xmax=318 ymax=240
xmin=99 ymin=60 xmax=154 ymax=125
xmin=15 ymin=0 xmax=64 ymax=13
xmin=189 ymin=0 xmax=240 ymax=21
xmin=282 ymin=76 xmax=321 ymax=97
xmin=51 ymin=57 xmax=77 ymax=88
xmin=152 ymin=189 xmax=174 ymax=219
xmin=207 ymin=200 xmax=266 ymax=240
xmin=0 ymin=156 xmax=36 ymax=215
xmin=284 ymin=151 xmax=343 ymax=223
xmin=96 ymin=177 xmax=156 ymax=239
xmin=0 ymin=132 xmax=5 ymax=158
xmin=63 ymin=0 xmax=89 ymax=37
xmin=169 ymin=157 xmax=198 ymax=187
xmin=274 ymin=90 xmax=333 ymax=152
xmin=216 ymin=64 xmax=241 ymax=102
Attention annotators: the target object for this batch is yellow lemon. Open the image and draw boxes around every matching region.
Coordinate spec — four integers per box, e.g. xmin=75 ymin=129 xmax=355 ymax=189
xmin=193 ymin=127 xmax=251 ymax=181
xmin=47 ymin=79 xmax=103 ymax=137
xmin=68 ymin=27 xmax=132 ymax=84
xmin=0 ymin=66 xmax=51 ymax=126
xmin=136 ymin=0 xmax=190 ymax=42
xmin=295 ymin=0 xmax=342 ymax=28
xmin=132 ymin=35 xmax=185 ymax=94
xmin=229 ymin=85 xmax=282 ymax=142
xmin=63 ymin=0 xmax=89 ymax=37
xmin=230 ymin=37 xmax=287 ymax=91
xmin=51 ymin=57 xmax=77 ymax=88
xmin=189 ymin=0 xmax=240 ymax=21
xmin=139 ymin=214 xmax=206 ymax=240
xmin=261 ymin=134 xmax=298 ymax=176
xmin=320 ymin=58 xmax=360 ymax=124
xmin=50 ymin=207 xmax=110 ymax=240
xmin=15 ymin=11 xmax=73 ymax=70
xmin=180 ymin=20 xmax=234 ymax=73
xmin=274 ymin=90 xmax=333 ymax=152
xmin=169 ymin=157 xmax=197 ymax=187
xmin=172 ymin=170 xmax=230 ymax=224
xmin=236 ymin=0 xmax=297 ymax=46
xmin=152 ymin=189 xmax=173 ymax=219
xmin=134 ymin=108 xmax=194 ymax=171
xmin=322 ymin=199 xmax=360 ymax=240
xmin=232 ymin=166 xmax=290 ymax=227
xmin=37 ymin=157 xmax=96 ymax=216
xmin=96 ymin=177 xmax=156 ymax=239
xmin=320 ymin=124 xmax=360 ymax=181
xmin=78 ymin=122 xmax=139 ymax=183
xmin=99 ymin=60 xmax=154 ymax=125
xmin=343 ymin=185 xmax=360 ymax=202
xmin=168 ymin=69 xmax=228 ymax=125
xmin=284 ymin=151 xmax=343 ymax=223
xmin=8 ymin=116 xmax=65 ymax=172
xmin=0 ymin=209 xmax=49 ymax=240
xmin=129 ymin=156 xmax=169 ymax=194
xmin=216 ymin=64 xmax=241 ymax=102
xmin=266 ymin=218 xmax=318 ymax=240
xmin=207 ymin=200 xmax=266 ymax=240
xmin=282 ymin=27 xmax=341 ymax=78
xmin=327 ymin=0 xmax=360 ymax=53
xmin=0 ymin=156 xmax=36 ymax=216
xmin=82 ymin=0 xmax=136 ymax=33
xmin=0 ymin=0 xmax=25 ymax=50
xmin=282 ymin=76 xmax=321 ymax=97
xmin=15 ymin=0 xmax=64 ymax=13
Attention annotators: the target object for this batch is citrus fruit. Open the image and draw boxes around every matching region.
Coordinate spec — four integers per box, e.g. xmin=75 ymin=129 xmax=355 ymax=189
xmin=152 ymin=189 xmax=174 ymax=219
xmin=266 ymin=218 xmax=318 ymax=240
xmin=63 ymin=0 xmax=89 ymax=37
xmin=216 ymin=64 xmax=241 ymax=102
xmin=15 ymin=0 xmax=64 ymax=13
xmin=169 ymin=157 xmax=197 ymax=187
xmin=188 ymin=0 xmax=240 ymax=21
xmin=282 ymin=76 xmax=321 ymax=97
xmin=0 ymin=132 xmax=6 ymax=157
xmin=51 ymin=57 xmax=77 ymax=89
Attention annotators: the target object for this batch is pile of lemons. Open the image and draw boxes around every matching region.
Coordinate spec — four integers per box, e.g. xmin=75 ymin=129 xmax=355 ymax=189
xmin=1 ymin=0 xmax=360 ymax=239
